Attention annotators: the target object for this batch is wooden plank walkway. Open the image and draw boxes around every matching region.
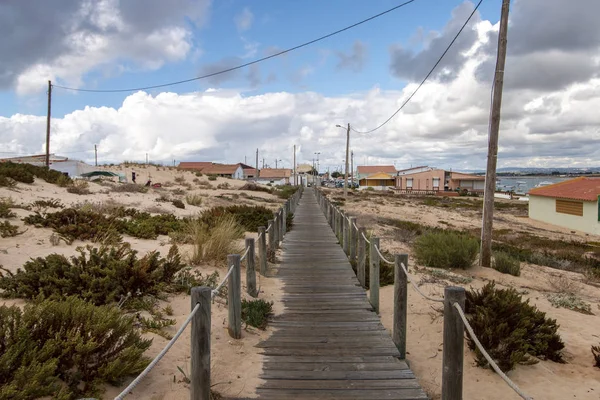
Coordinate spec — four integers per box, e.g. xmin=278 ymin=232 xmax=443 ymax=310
xmin=256 ymin=189 xmax=428 ymax=400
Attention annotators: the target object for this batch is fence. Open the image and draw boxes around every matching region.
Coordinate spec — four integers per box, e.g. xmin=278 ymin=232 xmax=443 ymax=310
xmin=114 ymin=186 xmax=303 ymax=400
xmin=314 ymin=188 xmax=532 ymax=400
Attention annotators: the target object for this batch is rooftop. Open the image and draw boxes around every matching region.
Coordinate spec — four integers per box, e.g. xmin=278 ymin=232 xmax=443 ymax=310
xmin=259 ymin=168 xmax=292 ymax=178
xmin=529 ymin=177 xmax=600 ymax=201
xmin=356 ymin=165 xmax=397 ymax=174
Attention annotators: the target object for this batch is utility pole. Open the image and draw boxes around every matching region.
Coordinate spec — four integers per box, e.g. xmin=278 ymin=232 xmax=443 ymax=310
xmin=262 ymin=158 xmax=265 ymax=169
xmin=481 ymin=0 xmax=510 ymax=268
xmin=94 ymin=145 xmax=98 ymax=166
xmin=255 ymin=148 xmax=259 ymax=180
xmin=45 ymin=80 xmax=52 ymax=167
xmin=351 ymin=150 xmax=354 ymax=188
xmin=344 ymin=123 xmax=350 ymax=198
xmin=146 ymin=153 xmax=148 ymax=165
xmin=293 ymin=145 xmax=296 ymax=186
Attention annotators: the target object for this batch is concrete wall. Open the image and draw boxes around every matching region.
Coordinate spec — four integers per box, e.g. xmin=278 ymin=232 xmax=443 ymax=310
xmin=396 ymin=170 xmax=445 ymax=191
xmin=529 ymin=195 xmax=600 ymax=235
xmin=256 ymin=178 xmax=288 ymax=186
xmin=232 ymin=166 xmax=244 ymax=180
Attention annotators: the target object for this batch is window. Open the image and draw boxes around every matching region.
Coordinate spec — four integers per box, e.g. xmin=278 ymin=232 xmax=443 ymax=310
xmin=433 ymin=177 xmax=440 ymax=188
xmin=556 ymin=199 xmax=583 ymax=216
xmin=406 ymin=178 xmax=413 ymax=188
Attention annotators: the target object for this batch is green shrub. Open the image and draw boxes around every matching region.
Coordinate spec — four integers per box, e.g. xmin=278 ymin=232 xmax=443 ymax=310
xmin=208 ymin=175 xmax=217 ymax=181
xmin=492 ymin=251 xmax=521 ymax=276
xmin=465 ymin=282 xmax=564 ymax=371
xmin=547 ymin=293 xmax=592 ymax=315
xmin=241 ymin=299 xmax=273 ymax=329
xmin=200 ymin=205 xmax=273 ymax=232
xmin=23 ymin=207 xmax=184 ymax=241
xmin=56 ymin=174 xmax=71 ymax=187
xmin=239 ymin=182 xmax=272 ymax=194
xmin=0 ymin=297 xmax=151 ymax=399
xmin=0 ymin=199 xmax=16 ymax=218
xmin=414 ymin=231 xmax=479 ymax=269
xmin=217 ymin=182 xmax=230 ymax=189
xmin=0 ymin=221 xmax=24 ymax=238
xmin=30 ymin=199 xmax=63 ymax=209
xmin=66 ymin=179 xmax=90 ymax=195
xmin=0 ymin=162 xmax=69 ymax=186
xmin=0 ymin=243 xmax=185 ymax=306
xmin=593 ymin=345 xmax=600 ymax=368
xmin=195 ymin=172 xmax=203 ymax=177
xmin=186 ymin=193 xmax=203 ymax=206
xmin=273 ymin=185 xmax=298 ymax=199
xmin=112 ymin=183 xmax=148 ymax=193
xmin=286 ymin=213 xmax=294 ymax=232
xmin=172 ymin=199 xmax=185 ymax=209
xmin=174 ymin=176 xmax=186 ymax=184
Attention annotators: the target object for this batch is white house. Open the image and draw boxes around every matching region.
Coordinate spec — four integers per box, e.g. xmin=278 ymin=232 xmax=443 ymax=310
xmin=256 ymin=168 xmax=292 ymax=186
xmin=528 ymin=177 xmax=600 ymax=236
xmin=0 ymin=154 xmax=95 ymax=178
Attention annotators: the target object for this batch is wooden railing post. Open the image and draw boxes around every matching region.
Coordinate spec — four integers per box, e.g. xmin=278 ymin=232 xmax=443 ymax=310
xmin=267 ymin=219 xmax=275 ymax=251
xmin=357 ymin=227 xmax=366 ymax=288
xmin=393 ymin=254 xmax=409 ymax=358
xmin=191 ymin=286 xmax=211 ymax=400
xmin=278 ymin=208 xmax=284 ymax=242
xmin=273 ymin=215 xmax=280 ymax=249
xmin=227 ymin=254 xmax=242 ymax=339
xmin=258 ymin=226 xmax=267 ymax=276
xmin=281 ymin=204 xmax=287 ymax=237
xmin=369 ymin=237 xmax=380 ymax=313
xmin=337 ymin=209 xmax=343 ymax=242
xmin=245 ymin=238 xmax=257 ymax=297
xmin=349 ymin=217 xmax=357 ymax=262
xmin=343 ymin=213 xmax=349 ymax=255
xmin=442 ymin=286 xmax=466 ymax=400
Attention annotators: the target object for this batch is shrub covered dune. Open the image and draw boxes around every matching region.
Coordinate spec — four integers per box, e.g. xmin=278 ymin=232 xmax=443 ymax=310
xmin=0 ymin=163 xmax=294 ymax=399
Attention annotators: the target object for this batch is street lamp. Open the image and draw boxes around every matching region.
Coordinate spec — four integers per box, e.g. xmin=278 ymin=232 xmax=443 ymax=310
xmin=336 ymin=124 xmax=350 ymax=198
xmin=313 ymin=152 xmax=320 ymax=186
xmin=275 ymin=159 xmax=282 ymax=169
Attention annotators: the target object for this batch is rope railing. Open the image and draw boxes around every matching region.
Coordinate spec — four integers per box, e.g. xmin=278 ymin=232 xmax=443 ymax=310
xmin=115 ymin=302 xmax=201 ymax=400
xmin=373 ymin=243 xmax=395 ymax=265
xmin=114 ymin=186 xmax=304 ymax=400
xmin=453 ymin=303 xmax=533 ymax=400
xmin=316 ymin=187 xmax=533 ymax=400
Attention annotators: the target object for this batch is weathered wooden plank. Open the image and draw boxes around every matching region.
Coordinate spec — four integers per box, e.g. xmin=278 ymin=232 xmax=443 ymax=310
xmin=262 ymin=361 xmax=409 ymax=371
xmin=261 ymin=369 xmax=415 ymax=380
xmin=256 ymin=389 xmax=428 ymax=400
xmin=259 ymin=379 xmax=421 ymax=390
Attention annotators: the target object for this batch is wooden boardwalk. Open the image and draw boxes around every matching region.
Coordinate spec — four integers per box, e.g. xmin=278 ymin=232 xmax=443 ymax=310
xmin=256 ymin=189 xmax=428 ymax=400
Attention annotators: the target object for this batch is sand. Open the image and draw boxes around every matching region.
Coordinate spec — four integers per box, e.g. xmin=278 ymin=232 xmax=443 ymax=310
xmin=335 ymin=189 xmax=600 ymax=400
xmin=0 ymin=165 xmax=285 ymax=399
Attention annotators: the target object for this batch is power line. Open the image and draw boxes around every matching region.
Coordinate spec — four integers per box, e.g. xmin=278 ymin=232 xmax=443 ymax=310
xmin=351 ymin=0 xmax=483 ymax=135
xmin=52 ymin=0 xmax=419 ymax=93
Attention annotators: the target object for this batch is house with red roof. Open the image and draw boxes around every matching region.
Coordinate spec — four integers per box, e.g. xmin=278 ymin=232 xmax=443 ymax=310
xmin=356 ymin=165 xmax=397 ymax=191
xmin=528 ymin=177 xmax=600 ymax=235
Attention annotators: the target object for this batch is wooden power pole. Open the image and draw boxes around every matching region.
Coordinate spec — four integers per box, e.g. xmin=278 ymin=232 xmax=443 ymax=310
xmin=94 ymin=145 xmax=98 ymax=166
xmin=255 ymin=148 xmax=259 ymax=180
xmin=481 ymin=0 xmax=510 ymax=268
xmin=293 ymin=145 xmax=296 ymax=186
xmin=343 ymin=123 xmax=350 ymax=198
xmin=45 ymin=80 xmax=52 ymax=167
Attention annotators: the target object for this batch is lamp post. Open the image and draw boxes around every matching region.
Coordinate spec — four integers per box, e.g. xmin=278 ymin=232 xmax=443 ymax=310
xmin=275 ymin=159 xmax=282 ymax=169
xmin=336 ymin=124 xmax=350 ymax=198
xmin=314 ymin=152 xmax=320 ymax=186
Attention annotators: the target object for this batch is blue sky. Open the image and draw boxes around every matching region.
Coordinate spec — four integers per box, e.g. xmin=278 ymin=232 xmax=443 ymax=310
xmin=1 ymin=0 xmax=499 ymax=118
xmin=2 ymin=0 xmax=599 ymax=169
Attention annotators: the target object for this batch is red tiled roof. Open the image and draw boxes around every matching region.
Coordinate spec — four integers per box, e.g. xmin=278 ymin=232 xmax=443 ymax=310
xmin=451 ymin=172 xmax=485 ymax=181
xmin=178 ymin=162 xmax=212 ymax=170
xmin=259 ymin=168 xmax=292 ymax=178
xmin=529 ymin=177 xmax=600 ymax=201
xmin=357 ymin=165 xmax=397 ymax=174
xmin=201 ymin=164 xmax=240 ymax=175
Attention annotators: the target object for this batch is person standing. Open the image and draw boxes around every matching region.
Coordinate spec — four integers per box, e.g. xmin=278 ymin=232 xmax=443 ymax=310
xmin=131 ymin=171 xmax=136 ymax=183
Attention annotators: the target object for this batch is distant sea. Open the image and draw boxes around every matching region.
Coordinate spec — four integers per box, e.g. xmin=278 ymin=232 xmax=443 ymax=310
xmin=496 ymin=176 xmax=571 ymax=194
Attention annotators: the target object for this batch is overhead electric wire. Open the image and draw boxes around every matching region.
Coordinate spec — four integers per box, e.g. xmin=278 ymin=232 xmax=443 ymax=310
xmin=351 ymin=0 xmax=483 ymax=135
xmin=52 ymin=0 xmax=418 ymax=93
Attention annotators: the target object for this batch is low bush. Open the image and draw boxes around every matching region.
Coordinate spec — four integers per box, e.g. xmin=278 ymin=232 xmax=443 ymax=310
xmin=172 ymin=199 xmax=185 ymax=209
xmin=174 ymin=176 xmax=186 ymax=184
xmin=0 ymin=162 xmax=69 ymax=187
xmin=492 ymin=251 xmax=521 ymax=276
xmin=208 ymin=175 xmax=217 ymax=181
xmin=414 ymin=230 xmax=479 ymax=269
xmin=547 ymin=293 xmax=592 ymax=315
xmin=200 ymin=205 xmax=273 ymax=232
xmin=24 ymin=207 xmax=184 ymax=241
xmin=30 ymin=199 xmax=63 ymax=210
xmin=66 ymin=179 xmax=91 ymax=195
xmin=239 ymin=182 xmax=272 ymax=194
xmin=0 ymin=221 xmax=24 ymax=238
xmin=465 ymin=282 xmax=564 ymax=371
xmin=286 ymin=213 xmax=294 ymax=232
xmin=217 ymin=182 xmax=230 ymax=189
xmin=593 ymin=345 xmax=600 ymax=368
xmin=172 ymin=188 xmax=186 ymax=196
xmin=112 ymin=183 xmax=148 ymax=193
xmin=241 ymin=299 xmax=273 ymax=329
xmin=0 ymin=243 xmax=186 ymax=306
xmin=0 ymin=199 xmax=16 ymax=218
xmin=186 ymin=193 xmax=203 ymax=206
xmin=0 ymin=297 xmax=151 ymax=399
xmin=273 ymin=185 xmax=298 ymax=199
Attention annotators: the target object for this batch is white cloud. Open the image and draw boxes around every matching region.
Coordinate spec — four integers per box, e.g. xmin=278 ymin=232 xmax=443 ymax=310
xmin=235 ymin=7 xmax=254 ymax=32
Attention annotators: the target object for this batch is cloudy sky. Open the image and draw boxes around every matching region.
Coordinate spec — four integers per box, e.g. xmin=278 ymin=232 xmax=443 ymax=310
xmin=1 ymin=0 xmax=599 ymax=171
